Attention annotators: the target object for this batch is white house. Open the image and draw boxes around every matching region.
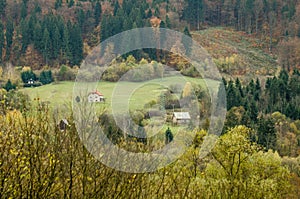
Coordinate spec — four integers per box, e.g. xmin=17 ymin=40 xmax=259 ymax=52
xmin=27 ymin=78 xmax=34 ymax=85
xmin=172 ymin=112 xmax=191 ymax=125
xmin=88 ymin=91 xmax=105 ymax=103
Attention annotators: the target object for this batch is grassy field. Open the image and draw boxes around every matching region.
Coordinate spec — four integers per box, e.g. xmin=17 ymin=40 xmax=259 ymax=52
xmin=21 ymin=76 xmax=219 ymax=111
xmin=20 ymin=76 xmax=214 ymax=141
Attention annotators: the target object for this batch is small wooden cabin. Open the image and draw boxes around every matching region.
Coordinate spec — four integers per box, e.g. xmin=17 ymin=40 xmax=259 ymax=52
xmin=172 ymin=112 xmax=191 ymax=125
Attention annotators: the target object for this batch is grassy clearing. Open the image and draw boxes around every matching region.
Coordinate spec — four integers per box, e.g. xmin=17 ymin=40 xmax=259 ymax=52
xmin=21 ymin=76 xmax=208 ymax=143
xmin=21 ymin=76 xmax=219 ymax=112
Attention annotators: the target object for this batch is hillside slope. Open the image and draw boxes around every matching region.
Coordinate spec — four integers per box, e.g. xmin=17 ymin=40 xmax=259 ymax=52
xmin=192 ymin=27 xmax=280 ymax=80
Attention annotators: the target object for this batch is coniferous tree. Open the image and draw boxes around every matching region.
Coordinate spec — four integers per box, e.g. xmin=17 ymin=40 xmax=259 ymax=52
xmin=0 ymin=22 xmax=4 ymax=63
xmin=0 ymin=0 xmax=6 ymax=16
xmin=159 ymin=20 xmax=167 ymax=60
xmin=122 ymin=16 xmax=132 ymax=31
xmin=245 ymin=0 xmax=254 ymax=33
xmin=21 ymin=70 xmax=37 ymax=83
xmin=254 ymin=78 xmax=261 ymax=101
xmin=61 ymin=24 xmax=71 ymax=63
xmin=94 ymin=1 xmax=102 ymax=26
xmin=77 ymin=9 xmax=85 ymax=32
xmin=154 ymin=7 xmax=160 ymax=17
xmin=42 ymin=28 xmax=51 ymax=63
xmin=165 ymin=127 xmax=173 ymax=144
xmin=182 ymin=26 xmax=192 ymax=55
xmin=33 ymin=1 xmax=41 ymax=13
xmin=20 ymin=19 xmax=29 ymax=53
xmin=226 ymin=80 xmax=237 ymax=110
xmin=135 ymin=9 xmax=143 ymax=28
xmin=5 ymin=18 xmax=14 ymax=60
xmin=122 ymin=0 xmax=132 ymax=15
xmin=69 ymin=23 xmax=83 ymax=66
xmin=235 ymin=78 xmax=243 ymax=104
xmin=257 ymin=117 xmax=276 ymax=150
xmin=27 ymin=14 xmax=36 ymax=43
xmin=184 ymin=0 xmax=203 ymax=29
xmin=113 ymin=0 xmax=119 ymax=16
xmin=216 ymin=81 xmax=227 ymax=112
xmin=114 ymin=10 xmax=124 ymax=34
xmin=33 ymin=22 xmax=43 ymax=51
xmin=100 ymin=14 xmax=108 ymax=42
xmin=183 ymin=26 xmax=191 ymax=37
xmin=279 ymin=69 xmax=289 ymax=85
xmin=249 ymin=99 xmax=258 ymax=121
xmin=40 ymin=70 xmax=53 ymax=85
xmin=289 ymin=72 xmax=300 ymax=98
xmin=222 ymin=77 xmax=227 ymax=88
xmin=3 ymin=79 xmax=16 ymax=91
xmin=55 ymin=0 xmax=62 ymax=9
xmin=247 ymin=79 xmax=256 ymax=95
xmin=147 ymin=8 xmax=153 ymax=18
xmin=241 ymin=110 xmax=251 ymax=127
xmin=52 ymin=26 xmax=60 ymax=59
xmin=68 ymin=0 xmax=74 ymax=8
xmin=166 ymin=15 xmax=171 ymax=28
xmin=20 ymin=1 xmax=27 ymax=19
xmin=223 ymin=108 xmax=240 ymax=134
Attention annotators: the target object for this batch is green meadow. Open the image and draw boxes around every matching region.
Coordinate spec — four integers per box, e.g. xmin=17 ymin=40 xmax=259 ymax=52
xmin=21 ymin=76 xmax=219 ymax=112
xmin=20 ymin=76 xmax=219 ymax=139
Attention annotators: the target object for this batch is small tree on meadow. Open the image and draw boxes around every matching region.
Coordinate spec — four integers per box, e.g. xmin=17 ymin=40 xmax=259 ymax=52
xmin=40 ymin=70 xmax=53 ymax=85
xmin=165 ymin=127 xmax=173 ymax=144
xmin=3 ymin=79 xmax=16 ymax=91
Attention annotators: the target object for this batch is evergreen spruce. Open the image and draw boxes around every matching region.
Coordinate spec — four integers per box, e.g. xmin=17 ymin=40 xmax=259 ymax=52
xmin=3 ymin=79 xmax=16 ymax=91
xmin=5 ymin=18 xmax=14 ymax=60
xmin=165 ymin=127 xmax=173 ymax=144
xmin=94 ymin=1 xmax=102 ymax=26
xmin=182 ymin=26 xmax=192 ymax=55
xmin=0 ymin=22 xmax=4 ymax=63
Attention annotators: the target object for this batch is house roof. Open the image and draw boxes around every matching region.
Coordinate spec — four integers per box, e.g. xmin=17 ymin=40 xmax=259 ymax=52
xmin=89 ymin=91 xmax=104 ymax=96
xmin=59 ymin=119 xmax=69 ymax=125
xmin=173 ymin=112 xmax=191 ymax=120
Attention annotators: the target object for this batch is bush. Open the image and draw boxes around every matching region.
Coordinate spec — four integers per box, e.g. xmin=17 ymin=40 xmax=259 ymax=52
xmin=0 ymin=89 xmax=30 ymax=114
xmin=181 ymin=66 xmax=200 ymax=77
xmin=3 ymin=79 xmax=16 ymax=91
xmin=39 ymin=70 xmax=53 ymax=85
xmin=21 ymin=70 xmax=37 ymax=83
xmin=56 ymin=65 xmax=76 ymax=81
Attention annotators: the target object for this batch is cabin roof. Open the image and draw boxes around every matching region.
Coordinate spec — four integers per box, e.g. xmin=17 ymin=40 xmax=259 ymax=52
xmin=173 ymin=112 xmax=191 ymax=120
xmin=89 ymin=91 xmax=104 ymax=96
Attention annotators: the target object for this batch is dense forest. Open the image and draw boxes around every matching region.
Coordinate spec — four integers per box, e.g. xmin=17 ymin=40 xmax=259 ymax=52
xmin=0 ymin=0 xmax=300 ymax=69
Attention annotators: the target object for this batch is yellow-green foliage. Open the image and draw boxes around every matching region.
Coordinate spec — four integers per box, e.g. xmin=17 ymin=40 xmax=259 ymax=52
xmin=204 ymin=125 xmax=291 ymax=198
xmin=0 ymin=107 xmax=294 ymax=199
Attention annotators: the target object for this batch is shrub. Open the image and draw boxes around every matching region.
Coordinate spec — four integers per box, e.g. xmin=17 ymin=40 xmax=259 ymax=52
xmin=21 ymin=70 xmax=37 ymax=83
xmin=56 ymin=65 xmax=76 ymax=81
xmin=39 ymin=70 xmax=53 ymax=85
xmin=3 ymin=79 xmax=16 ymax=91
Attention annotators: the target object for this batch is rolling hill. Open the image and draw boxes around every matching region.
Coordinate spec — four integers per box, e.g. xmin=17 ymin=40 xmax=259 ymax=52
xmin=192 ymin=27 xmax=280 ymax=81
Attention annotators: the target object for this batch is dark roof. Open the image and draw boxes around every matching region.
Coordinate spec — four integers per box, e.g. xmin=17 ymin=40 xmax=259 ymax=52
xmin=60 ymin=119 xmax=69 ymax=125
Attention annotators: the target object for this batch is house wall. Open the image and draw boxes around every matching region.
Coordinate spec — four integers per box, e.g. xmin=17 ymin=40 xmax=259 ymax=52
xmin=173 ymin=117 xmax=190 ymax=124
xmin=88 ymin=94 xmax=104 ymax=102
